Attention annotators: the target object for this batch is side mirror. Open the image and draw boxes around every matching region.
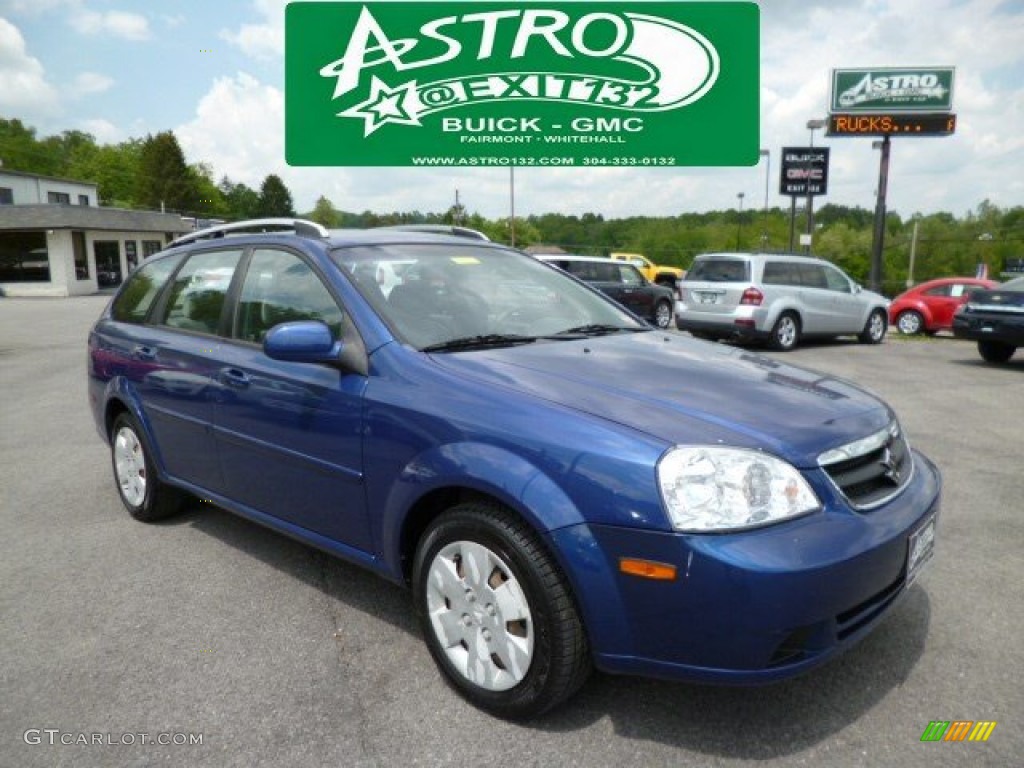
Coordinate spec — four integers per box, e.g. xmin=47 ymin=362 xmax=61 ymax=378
xmin=852 ymin=282 xmax=863 ymax=294
xmin=263 ymin=321 xmax=341 ymax=363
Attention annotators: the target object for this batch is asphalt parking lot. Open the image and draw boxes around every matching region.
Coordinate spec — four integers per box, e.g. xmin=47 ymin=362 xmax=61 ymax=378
xmin=2 ymin=294 xmax=1021 ymax=768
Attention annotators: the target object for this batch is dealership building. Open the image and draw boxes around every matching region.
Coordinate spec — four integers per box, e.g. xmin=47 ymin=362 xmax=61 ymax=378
xmin=0 ymin=169 xmax=190 ymax=297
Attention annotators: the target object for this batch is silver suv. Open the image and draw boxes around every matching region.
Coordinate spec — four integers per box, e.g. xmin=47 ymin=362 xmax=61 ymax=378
xmin=675 ymin=252 xmax=889 ymax=351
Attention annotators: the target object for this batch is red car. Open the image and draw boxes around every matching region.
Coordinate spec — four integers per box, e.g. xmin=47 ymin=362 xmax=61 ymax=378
xmin=889 ymin=277 xmax=998 ymax=335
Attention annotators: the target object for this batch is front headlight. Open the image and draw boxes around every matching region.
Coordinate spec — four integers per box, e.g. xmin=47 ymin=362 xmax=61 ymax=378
xmin=656 ymin=446 xmax=821 ymax=532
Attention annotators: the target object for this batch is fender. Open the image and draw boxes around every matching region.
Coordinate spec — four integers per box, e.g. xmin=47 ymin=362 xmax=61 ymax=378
xmin=376 ymin=440 xmax=635 ymax=656
xmin=376 ymin=441 xmax=585 ymax=578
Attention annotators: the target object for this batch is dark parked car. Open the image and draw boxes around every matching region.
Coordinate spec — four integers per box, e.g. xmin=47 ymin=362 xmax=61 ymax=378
xmin=952 ymin=275 xmax=1024 ymax=363
xmin=539 ymin=254 xmax=675 ymax=329
xmin=889 ymin=277 xmax=997 ymax=335
xmin=88 ymin=219 xmax=941 ymax=718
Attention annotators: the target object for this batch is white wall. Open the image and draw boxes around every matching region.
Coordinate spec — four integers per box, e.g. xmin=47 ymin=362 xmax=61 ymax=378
xmin=0 ymin=173 xmax=98 ymax=206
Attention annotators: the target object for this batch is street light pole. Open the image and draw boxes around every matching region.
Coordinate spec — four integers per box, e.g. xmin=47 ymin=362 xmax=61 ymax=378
xmin=736 ymin=192 xmax=745 ymax=250
xmin=805 ymin=119 xmax=826 ymax=253
xmin=759 ymin=148 xmax=770 ymax=248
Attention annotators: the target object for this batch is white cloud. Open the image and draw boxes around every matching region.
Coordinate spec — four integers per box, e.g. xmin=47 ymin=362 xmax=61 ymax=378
xmin=0 ymin=17 xmax=60 ymax=118
xmin=71 ymin=9 xmax=150 ymax=41
xmin=220 ymin=0 xmax=286 ymax=60
xmin=77 ymin=118 xmax=122 ymax=144
xmin=71 ymin=71 xmax=114 ymax=95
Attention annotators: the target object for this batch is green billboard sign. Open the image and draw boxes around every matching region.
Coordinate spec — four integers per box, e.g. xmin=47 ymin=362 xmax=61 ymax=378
xmin=830 ymin=67 xmax=955 ymax=113
xmin=286 ymin=2 xmax=760 ymax=167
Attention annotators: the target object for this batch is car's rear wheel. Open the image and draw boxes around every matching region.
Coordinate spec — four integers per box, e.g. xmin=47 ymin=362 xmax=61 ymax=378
xmin=978 ymin=340 xmax=1015 ymax=364
xmin=860 ymin=309 xmax=888 ymax=344
xmin=413 ymin=502 xmax=590 ymax=719
xmin=110 ymin=412 xmax=185 ymax=522
xmin=896 ymin=310 xmax=924 ymax=335
xmin=769 ymin=312 xmax=800 ymax=351
xmin=653 ymin=300 xmax=672 ymax=329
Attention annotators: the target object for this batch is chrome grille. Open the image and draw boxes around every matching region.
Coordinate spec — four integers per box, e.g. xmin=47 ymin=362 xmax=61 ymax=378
xmin=818 ymin=422 xmax=913 ymax=510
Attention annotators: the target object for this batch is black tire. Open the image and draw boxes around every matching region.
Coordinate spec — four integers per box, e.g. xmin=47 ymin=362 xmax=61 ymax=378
xmin=859 ymin=308 xmax=888 ymax=344
xmin=110 ymin=412 xmax=185 ymax=522
xmin=653 ymin=300 xmax=672 ymax=329
xmin=896 ymin=310 xmax=924 ymax=335
xmin=412 ymin=502 xmax=590 ymax=719
xmin=769 ymin=312 xmax=800 ymax=351
xmin=978 ymin=340 xmax=1015 ymax=364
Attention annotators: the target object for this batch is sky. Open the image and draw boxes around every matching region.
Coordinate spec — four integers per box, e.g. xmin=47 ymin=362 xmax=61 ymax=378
xmin=1 ymin=0 xmax=1023 ymax=220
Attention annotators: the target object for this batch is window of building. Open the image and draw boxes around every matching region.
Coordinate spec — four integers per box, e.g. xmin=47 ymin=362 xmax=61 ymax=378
xmin=0 ymin=187 xmax=13 ymax=205
xmin=78 ymin=195 xmax=90 ymax=206
xmin=94 ymin=241 xmax=122 ymax=286
xmin=0 ymin=231 xmax=50 ymax=282
xmin=125 ymin=241 xmax=138 ymax=271
xmin=47 ymin=191 xmax=71 ymax=204
xmin=72 ymin=232 xmax=89 ymax=280
xmin=142 ymin=240 xmax=163 ymax=258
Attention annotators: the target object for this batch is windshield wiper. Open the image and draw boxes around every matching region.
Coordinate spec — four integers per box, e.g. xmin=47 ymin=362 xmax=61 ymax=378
xmin=421 ymin=334 xmax=539 ymax=353
xmin=553 ymin=324 xmax=648 ymax=337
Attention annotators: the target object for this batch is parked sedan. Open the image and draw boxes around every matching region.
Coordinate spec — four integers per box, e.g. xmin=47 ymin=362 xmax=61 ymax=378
xmin=889 ymin=277 xmax=997 ymax=335
xmin=952 ymin=275 xmax=1024 ymax=363
xmin=88 ymin=219 xmax=940 ymax=718
xmin=539 ymin=254 xmax=675 ymax=328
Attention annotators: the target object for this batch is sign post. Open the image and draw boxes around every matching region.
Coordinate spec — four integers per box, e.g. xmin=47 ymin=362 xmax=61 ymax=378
xmin=780 ymin=147 xmax=829 ymax=251
xmin=827 ymin=67 xmax=956 ymax=292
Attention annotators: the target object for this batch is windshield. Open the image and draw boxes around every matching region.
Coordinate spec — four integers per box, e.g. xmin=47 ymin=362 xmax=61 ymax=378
xmin=332 ymin=243 xmax=646 ymax=350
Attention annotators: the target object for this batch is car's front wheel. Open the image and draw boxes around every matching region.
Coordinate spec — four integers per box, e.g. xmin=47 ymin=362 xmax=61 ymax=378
xmin=110 ymin=412 xmax=185 ymax=522
xmin=978 ymin=340 xmax=1016 ymax=364
xmin=769 ymin=312 xmax=800 ymax=351
xmin=653 ymin=300 xmax=672 ymax=329
xmin=896 ymin=310 xmax=924 ymax=335
xmin=859 ymin=309 xmax=888 ymax=344
xmin=413 ymin=502 xmax=590 ymax=719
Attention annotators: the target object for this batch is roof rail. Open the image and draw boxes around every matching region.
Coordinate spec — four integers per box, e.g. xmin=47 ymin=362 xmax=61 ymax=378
xmin=374 ymin=224 xmax=491 ymax=242
xmin=170 ymin=218 xmax=329 ymax=247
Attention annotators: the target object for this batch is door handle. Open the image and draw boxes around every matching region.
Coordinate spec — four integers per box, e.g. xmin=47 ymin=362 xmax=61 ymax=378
xmin=132 ymin=345 xmax=157 ymax=361
xmin=219 ymin=368 xmax=251 ymax=388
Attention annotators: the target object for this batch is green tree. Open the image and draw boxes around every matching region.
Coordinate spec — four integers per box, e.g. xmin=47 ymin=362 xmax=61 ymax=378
xmin=309 ymin=195 xmax=341 ymax=227
xmin=256 ymin=174 xmax=295 ymax=217
xmin=136 ymin=131 xmax=201 ymax=213
xmin=219 ymin=177 xmax=260 ymax=220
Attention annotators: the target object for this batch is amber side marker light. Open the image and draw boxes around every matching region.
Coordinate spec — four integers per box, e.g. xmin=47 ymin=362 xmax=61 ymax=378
xmin=619 ymin=558 xmax=677 ymax=581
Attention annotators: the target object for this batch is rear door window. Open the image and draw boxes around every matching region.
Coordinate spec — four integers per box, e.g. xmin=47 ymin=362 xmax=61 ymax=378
xmin=159 ymin=249 xmax=243 ymax=335
xmin=797 ymin=264 xmax=829 ymax=289
xmin=110 ymin=253 xmax=184 ymax=323
xmin=686 ymin=258 xmax=750 ymax=282
xmin=762 ymin=261 xmax=802 ymax=286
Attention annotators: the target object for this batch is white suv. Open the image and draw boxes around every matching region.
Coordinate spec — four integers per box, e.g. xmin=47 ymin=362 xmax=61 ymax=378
xmin=675 ymin=252 xmax=889 ymax=351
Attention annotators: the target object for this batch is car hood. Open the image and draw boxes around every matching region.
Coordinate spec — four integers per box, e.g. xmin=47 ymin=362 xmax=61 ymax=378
xmin=431 ymin=333 xmax=892 ymax=467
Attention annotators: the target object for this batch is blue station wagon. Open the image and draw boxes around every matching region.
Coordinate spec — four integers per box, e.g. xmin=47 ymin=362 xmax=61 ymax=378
xmin=88 ymin=219 xmax=941 ymax=718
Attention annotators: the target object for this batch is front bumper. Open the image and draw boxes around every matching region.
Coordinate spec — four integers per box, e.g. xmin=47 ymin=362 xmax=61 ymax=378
xmin=548 ymin=449 xmax=941 ymax=684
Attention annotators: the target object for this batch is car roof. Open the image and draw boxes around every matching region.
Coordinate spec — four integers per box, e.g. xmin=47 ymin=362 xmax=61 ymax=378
xmin=535 ymin=254 xmax=617 ymax=264
xmin=693 ymin=251 xmax=833 ymax=265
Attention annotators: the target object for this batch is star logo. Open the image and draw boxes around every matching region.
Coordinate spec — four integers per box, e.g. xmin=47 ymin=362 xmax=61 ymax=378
xmin=339 ymin=76 xmax=421 ymax=137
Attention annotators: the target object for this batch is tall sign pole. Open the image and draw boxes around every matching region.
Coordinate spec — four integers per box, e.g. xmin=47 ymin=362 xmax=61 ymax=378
xmin=869 ymin=135 xmax=891 ymax=291
xmin=826 ymin=66 xmax=956 ymax=293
